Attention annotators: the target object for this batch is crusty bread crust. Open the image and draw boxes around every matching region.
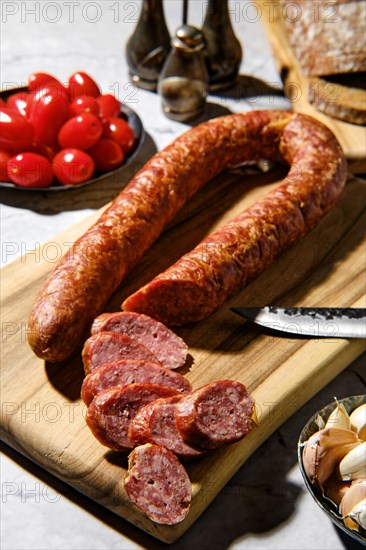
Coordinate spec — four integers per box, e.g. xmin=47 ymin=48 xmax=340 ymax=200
xmin=281 ymin=0 xmax=366 ymax=76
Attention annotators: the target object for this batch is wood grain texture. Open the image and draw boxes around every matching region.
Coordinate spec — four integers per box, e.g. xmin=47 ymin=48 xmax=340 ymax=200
xmin=1 ymin=168 xmax=365 ymax=543
xmin=259 ymin=0 xmax=366 ymax=169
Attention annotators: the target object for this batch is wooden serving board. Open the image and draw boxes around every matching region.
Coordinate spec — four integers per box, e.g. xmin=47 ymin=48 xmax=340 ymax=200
xmin=1 ymin=166 xmax=365 ymax=543
xmin=258 ymin=0 xmax=366 ymax=173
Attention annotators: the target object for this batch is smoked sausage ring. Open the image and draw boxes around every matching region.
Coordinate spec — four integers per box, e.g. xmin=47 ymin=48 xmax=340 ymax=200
xmin=28 ymin=111 xmax=347 ymax=361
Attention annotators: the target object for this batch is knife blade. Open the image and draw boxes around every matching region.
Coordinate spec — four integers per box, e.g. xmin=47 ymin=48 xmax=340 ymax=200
xmin=231 ymin=307 xmax=366 ymax=338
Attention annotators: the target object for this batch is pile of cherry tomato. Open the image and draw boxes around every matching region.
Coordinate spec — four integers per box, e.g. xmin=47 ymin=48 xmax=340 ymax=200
xmin=0 ymin=71 xmax=136 ymax=187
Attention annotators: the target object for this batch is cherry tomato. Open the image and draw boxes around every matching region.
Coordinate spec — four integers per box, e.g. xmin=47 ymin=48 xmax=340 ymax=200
xmin=0 ymin=109 xmax=34 ymax=151
xmin=58 ymin=113 xmax=103 ymax=150
xmin=30 ymin=141 xmax=59 ymax=161
xmin=7 ymin=91 xmax=35 ymax=118
xmin=53 ymin=148 xmax=95 ymax=186
xmin=6 ymin=92 xmax=29 ymax=117
xmin=88 ymin=139 xmax=124 ymax=172
xmin=7 ymin=152 xmax=54 ymax=188
xmin=0 ymin=150 xmax=12 ymax=181
xmin=24 ymin=92 xmax=35 ymax=118
xmin=29 ymin=86 xmax=70 ymax=146
xmin=97 ymin=94 xmax=120 ymax=119
xmin=69 ymin=96 xmax=100 ymax=117
xmin=68 ymin=71 xmax=100 ymax=102
xmin=102 ymin=118 xmax=135 ymax=153
xmin=13 ymin=140 xmax=59 ymax=161
xmin=28 ymin=72 xmax=67 ymax=95
xmin=0 ymin=98 xmax=6 ymax=108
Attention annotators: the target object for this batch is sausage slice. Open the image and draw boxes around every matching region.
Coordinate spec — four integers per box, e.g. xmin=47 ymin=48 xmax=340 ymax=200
xmin=91 ymin=312 xmax=188 ymax=369
xmin=81 ymin=359 xmax=191 ymax=406
xmin=125 ymin=443 xmax=191 ymax=525
xmin=129 ymin=396 xmax=205 ymax=460
xmin=82 ymin=332 xmax=161 ymax=374
xmin=176 ymin=380 xmax=255 ymax=449
xmin=86 ymin=384 xmax=178 ymax=451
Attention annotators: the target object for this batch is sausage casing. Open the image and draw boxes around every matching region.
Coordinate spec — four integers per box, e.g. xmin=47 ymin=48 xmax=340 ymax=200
xmin=28 ymin=111 xmax=347 ymax=360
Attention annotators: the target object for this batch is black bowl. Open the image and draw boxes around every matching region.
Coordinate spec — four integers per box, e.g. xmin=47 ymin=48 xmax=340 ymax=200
xmin=298 ymin=395 xmax=366 ymax=544
xmin=0 ymin=86 xmax=145 ymax=191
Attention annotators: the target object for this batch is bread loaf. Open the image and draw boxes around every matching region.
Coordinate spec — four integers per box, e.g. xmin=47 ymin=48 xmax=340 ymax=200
xmin=308 ymin=74 xmax=366 ymax=125
xmin=280 ymin=0 xmax=366 ymax=76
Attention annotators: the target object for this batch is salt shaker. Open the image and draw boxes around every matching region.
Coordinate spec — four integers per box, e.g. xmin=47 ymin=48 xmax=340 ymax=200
xmin=125 ymin=0 xmax=171 ymax=91
xmin=158 ymin=25 xmax=209 ymax=121
xmin=202 ymin=0 xmax=243 ymax=90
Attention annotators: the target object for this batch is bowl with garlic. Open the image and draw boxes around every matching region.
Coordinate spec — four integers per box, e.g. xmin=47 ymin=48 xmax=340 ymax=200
xmin=298 ymin=395 xmax=366 ymax=543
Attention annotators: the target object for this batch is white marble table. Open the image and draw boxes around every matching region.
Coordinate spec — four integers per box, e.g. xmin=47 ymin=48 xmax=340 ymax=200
xmin=1 ymin=2 xmax=365 ymax=548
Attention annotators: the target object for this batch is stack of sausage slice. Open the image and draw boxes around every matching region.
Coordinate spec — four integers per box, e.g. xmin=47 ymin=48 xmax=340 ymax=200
xmin=81 ymin=311 xmax=255 ymax=525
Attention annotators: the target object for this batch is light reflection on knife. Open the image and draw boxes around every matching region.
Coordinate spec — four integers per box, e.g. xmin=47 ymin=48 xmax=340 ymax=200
xmin=231 ymin=307 xmax=366 ymax=339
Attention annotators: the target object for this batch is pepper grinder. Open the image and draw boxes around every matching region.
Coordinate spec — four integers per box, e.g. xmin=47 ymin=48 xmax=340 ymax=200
xmin=202 ymin=0 xmax=243 ymax=90
xmin=125 ymin=0 xmax=171 ymax=91
xmin=158 ymin=25 xmax=209 ymax=121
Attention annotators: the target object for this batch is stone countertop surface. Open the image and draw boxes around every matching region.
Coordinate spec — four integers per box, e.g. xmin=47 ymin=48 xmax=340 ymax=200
xmin=1 ymin=1 xmax=365 ymax=549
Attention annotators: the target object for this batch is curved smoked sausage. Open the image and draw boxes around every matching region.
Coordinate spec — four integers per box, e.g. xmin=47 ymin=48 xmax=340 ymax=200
xmin=122 ymin=115 xmax=348 ymax=324
xmin=28 ymin=111 xmax=347 ymax=360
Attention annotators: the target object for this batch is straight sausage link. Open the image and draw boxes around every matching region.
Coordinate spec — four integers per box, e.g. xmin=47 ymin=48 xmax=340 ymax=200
xmin=28 ymin=111 xmax=346 ymax=360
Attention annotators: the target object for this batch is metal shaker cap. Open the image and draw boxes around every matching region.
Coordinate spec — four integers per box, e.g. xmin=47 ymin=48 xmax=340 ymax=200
xmin=172 ymin=24 xmax=205 ymax=52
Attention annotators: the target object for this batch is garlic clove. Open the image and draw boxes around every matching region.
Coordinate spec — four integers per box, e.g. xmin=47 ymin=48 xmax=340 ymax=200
xmin=349 ymin=403 xmax=366 ymax=441
xmin=323 ymin=473 xmax=351 ymax=507
xmin=340 ymin=479 xmax=366 ymax=514
xmin=325 ymin=398 xmax=352 ymax=431
xmin=338 ymin=441 xmax=366 ymax=481
xmin=342 ymin=497 xmax=366 ymax=531
xmin=302 ymin=427 xmax=361 ymax=490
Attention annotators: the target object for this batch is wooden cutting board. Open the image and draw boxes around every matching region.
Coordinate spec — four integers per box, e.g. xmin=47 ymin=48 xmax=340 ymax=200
xmin=1 ymin=166 xmax=365 ymax=543
xmin=258 ymin=0 xmax=366 ymax=173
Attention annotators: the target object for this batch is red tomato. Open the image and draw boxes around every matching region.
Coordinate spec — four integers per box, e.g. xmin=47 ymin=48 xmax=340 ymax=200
xmin=29 ymin=86 xmax=70 ymax=146
xmin=58 ymin=113 xmax=102 ymax=150
xmin=69 ymin=96 xmax=100 ymax=117
xmin=0 ymin=150 xmax=12 ymax=181
xmin=68 ymin=72 xmax=100 ymax=102
xmin=0 ymin=98 xmax=6 ymax=108
xmin=28 ymin=72 xmax=67 ymax=95
xmin=7 ymin=91 xmax=35 ymax=119
xmin=88 ymin=139 xmax=124 ymax=172
xmin=24 ymin=92 xmax=35 ymax=118
xmin=102 ymin=118 xmax=135 ymax=153
xmin=6 ymin=92 xmax=29 ymax=117
xmin=0 ymin=109 xmax=34 ymax=151
xmin=97 ymin=94 xmax=120 ymax=119
xmin=53 ymin=148 xmax=95 ymax=186
xmin=7 ymin=152 xmax=54 ymax=188
xmin=31 ymin=141 xmax=59 ymax=161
